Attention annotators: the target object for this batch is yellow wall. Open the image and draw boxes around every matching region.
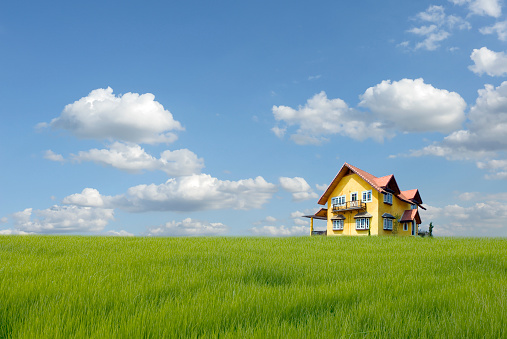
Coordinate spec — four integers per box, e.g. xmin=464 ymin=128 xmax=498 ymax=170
xmin=326 ymin=173 xmax=415 ymax=236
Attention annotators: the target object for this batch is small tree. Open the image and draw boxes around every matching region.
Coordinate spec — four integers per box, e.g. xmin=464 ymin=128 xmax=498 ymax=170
xmin=392 ymin=214 xmax=401 ymax=236
xmin=429 ymin=222 xmax=434 ymax=237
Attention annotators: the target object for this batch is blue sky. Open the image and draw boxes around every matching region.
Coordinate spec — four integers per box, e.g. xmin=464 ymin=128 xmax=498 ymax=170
xmin=2 ymin=0 xmax=507 ymax=237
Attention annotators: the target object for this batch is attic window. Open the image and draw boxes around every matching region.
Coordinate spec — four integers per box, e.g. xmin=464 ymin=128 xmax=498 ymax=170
xmin=383 ymin=193 xmax=392 ymax=205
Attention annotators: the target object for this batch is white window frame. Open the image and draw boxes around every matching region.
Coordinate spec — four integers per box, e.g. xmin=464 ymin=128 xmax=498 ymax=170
xmin=383 ymin=193 xmax=393 ymax=204
xmin=332 ymin=195 xmax=346 ymax=207
xmin=355 ymin=218 xmax=370 ymax=230
xmin=362 ymin=190 xmax=372 ymax=203
xmin=332 ymin=219 xmax=344 ymax=230
xmin=383 ymin=218 xmax=393 ymax=230
xmin=351 ymin=192 xmax=358 ymax=201
xmin=403 ymin=223 xmax=408 ymax=231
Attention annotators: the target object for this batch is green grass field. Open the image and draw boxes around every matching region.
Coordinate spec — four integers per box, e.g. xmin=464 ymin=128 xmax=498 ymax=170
xmin=1 ymin=236 xmax=506 ymax=338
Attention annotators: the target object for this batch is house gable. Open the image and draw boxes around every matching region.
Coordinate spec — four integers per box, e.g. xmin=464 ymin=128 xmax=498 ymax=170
xmin=318 ymin=163 xmax=383 ymax=205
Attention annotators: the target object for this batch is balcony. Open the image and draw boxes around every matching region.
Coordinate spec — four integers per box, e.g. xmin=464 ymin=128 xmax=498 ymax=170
xmin=332 ymin=201 xmax=367 ymax=212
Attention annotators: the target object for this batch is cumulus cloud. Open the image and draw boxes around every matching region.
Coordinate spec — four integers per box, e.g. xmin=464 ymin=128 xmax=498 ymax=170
xmin=420 ymin=200 xmax=507 ymax=236
xmin=71 ymin=142 xmax=204 ymax=176
xmin=63 ymin=188 xmax=105 ymax=207
xmin=65 ymin=174 xmax=277 ymax=212
xmin=359 ymin=78 xmax=466 ymax=133
xmin=469 ymin=47 xmax=507 ymax=76
xmin=272 ymin=91 xmax=388 ymax=145
xmin=294 ymin=218 xmax=309 ymax=226
xmin=0 ymin=229 xmax=33 ymax=235
xmin=146 ymin=218 xmax=228 ymax=236
xmin=449 ymin=0 xmax=502 ymax=18
xmin=250 ymin=225 xmax=310 ymax=236
xmin=279 ymin=177 xmax=318 ymax=201
xmin=44 ymin=150 xmax=65 ymax=162
xmin=409 ymin=81 xmax=507 ymax=178
xmin=11 ymin=205 xmax=114 ymax=233
xmin=406 ymin=5 xmax=470 ymax=51
xmin=43 ymin=87 xmax=183 ymax=144
xmin=272 ymin=79 xmax=466 ymax=145
xmin=105 ymin=230 xmax=134 ymax=236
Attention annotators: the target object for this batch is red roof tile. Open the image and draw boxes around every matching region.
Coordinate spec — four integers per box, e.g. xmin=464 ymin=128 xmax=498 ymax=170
xmin=400 ymin=209 xmax=421 ymax=224
xmin=318 ymin=163 xmax=423 ymax=208
xmin=400 ymin=189 xmax=423 ymax=204
xmin=374 ymin=175 xmax=393 ymax=187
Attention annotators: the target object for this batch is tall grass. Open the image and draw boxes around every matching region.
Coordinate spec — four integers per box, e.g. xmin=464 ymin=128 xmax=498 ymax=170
xmin=0 ymin=236 xmax=506 ymax=338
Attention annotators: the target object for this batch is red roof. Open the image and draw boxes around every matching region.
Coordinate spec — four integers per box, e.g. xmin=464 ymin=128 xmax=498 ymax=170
xmin=374 ymin=175 xmax=393 ymax=187
xmin=400 ymin=209 xmax=421 ymax=224
xmin=400 ymin=189 xmax=423 ymax=204
xmin=318 ymin=163 xmax=423 ymax=208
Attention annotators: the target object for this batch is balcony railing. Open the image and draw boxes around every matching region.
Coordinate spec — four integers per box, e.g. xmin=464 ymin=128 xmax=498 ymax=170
xmin=332 ymin=201 xmax=366 ymax=212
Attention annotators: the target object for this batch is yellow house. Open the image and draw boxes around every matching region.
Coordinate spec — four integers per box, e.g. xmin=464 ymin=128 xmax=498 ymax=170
xmin=306 ymin=163 xmax=424 ymax=236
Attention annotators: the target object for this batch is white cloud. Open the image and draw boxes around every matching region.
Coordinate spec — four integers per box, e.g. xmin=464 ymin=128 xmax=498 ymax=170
xmin=279 ymin=177 xmax=318 ymax=201
xmin=11 ymin=205 xmax=114 ymax=233
xmin=72 ymin=142 xmax=204 ymax=176
xmin=469 ymin=47 xmax=507 ymax=76
xmin=66 ymin=174 xmax=277 ymax=212
xmin=290 ymin=208 xmax=319 ymax=218
xmin=359 ymin=78 xmax=466 ymax=133
xmin=294 ymin=218 xmax=309 ymax=226
xmin=315 ymin=184 xmax=328 ymax=191
xmin=416 ymin=6 xmax=447 ymax=24
xmin=44 ymin=87 xmax=183 ymax=144
xmin=409 ymin=81 xmax=507 ymax=179
xmin=273 ymin=80 xmax=466 ymax=145
xmin=414 ymin=30 xmax=450 ymax=51
xmin=63 ymin=188 xmax=105 ymax=207
xmin=290 ymin=211 xmax=305 ymax=218
xmin=449 ymin=0 xmax=502 ymax=18
xmin=44 ymin=150 xmax=65 ymax=162
xmin=308 ymin=74 xmax=322 ymax=80
xmin=250 ymin=225 xmax=310 ymax=236
xmin=0 ymin=229 xmax=33 ymax=235
xmin=146 ymin=218 xmax=228 ymax=236
xmin=272 ymin=91 xmax=389 ymax=145
xmin=105 ymin=230 xmax=134 ymax=236
xmin=420 ymin=200 xmax=507 ymax=236
xmin=265 ymin=216 xmax=277 ymax=223
xmin=480 ymin=21 xmax=507 ymax=40
xmin=406 ymin=5 xmax=470 ymax=51
xmin=477 ymin=159 xmax=507 ymax=179
xmin=271 ymin=126 xmax=286 ymax=138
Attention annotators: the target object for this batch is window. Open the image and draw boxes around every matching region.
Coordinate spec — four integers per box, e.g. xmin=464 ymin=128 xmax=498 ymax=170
xmin=411 ymin=204 xmax=417 ymax=210
xmin=362 ymin=190 xmax=372 ymax=203
xmin=350 ymin=192 xmax=359 ymax=207
xmin=332 ymin=219 xmax=344 ymax=230
xmin=383 ymin=218 xmax=393 ymax=230
xmin=332 ymin=195 xmax=346 ymax=207
xmin=355 ymin=218 xmax=370 ymax=230
xmin=383 ymin=193 xmax=392 ymax=204
xmin=351 ymin=192 xmax=358 ymax=201
xmin=403 ymin=223 xmax=408 ymax=231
